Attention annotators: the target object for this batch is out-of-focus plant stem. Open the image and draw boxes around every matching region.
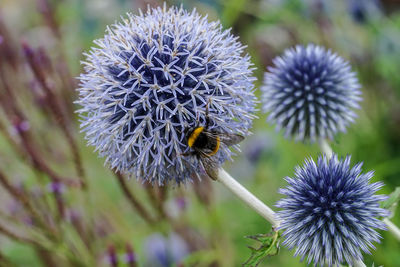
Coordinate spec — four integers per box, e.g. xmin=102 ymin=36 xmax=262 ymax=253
xmin=145 ymin=185 xmax=168 ymax=220
xmin=192 ymin=175 xmax=214 ymax=209
xmin=22 ymin=42 xmax=87 ymax=189
xmin=0 ymin=250 xmax=15 ymax=267
xmin=0 ymin=223 xmax=42 ymax=248
xmin=36 ymin=0 xmax=60 ymax=38
xmin=0 ymin=169 xmax=47 ymax=229
xmin=0 ymin=64 xmax=81 ymax=188
xmin=0 ymin=14 xmax=19 ymax=69
xmin=115 ymin=172 xmax=156 ymax=225
xmin=35 ymin=248 xmax=58 ymax=267
xmin=0 ymin=119 xmax=29 ymax=162
xmin=125 ymin=243 xmax=137 ymax=267
xmin=0 ymin=65 xmax=77 ymax=223
xmin=107 ymin=245 xmax=118 ymax=267
xmin=36 ymin=0 xmax=76 ymax=111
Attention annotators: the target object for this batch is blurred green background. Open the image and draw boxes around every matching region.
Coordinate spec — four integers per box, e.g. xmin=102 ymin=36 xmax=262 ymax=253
xmin=0 ymin=0 xmax=399 ymax=266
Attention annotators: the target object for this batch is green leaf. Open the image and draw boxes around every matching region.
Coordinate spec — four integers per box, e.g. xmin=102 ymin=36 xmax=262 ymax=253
xmin=242 ymin=230 xmax=281 ymax=267
xmin=380 ymin=187 xmax=400 ymax=219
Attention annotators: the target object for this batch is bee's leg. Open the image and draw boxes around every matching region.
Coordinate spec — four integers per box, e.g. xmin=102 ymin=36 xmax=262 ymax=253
xmin=195 ymin=111 xmax=200 ymax=127
xmin=205 ymin=98 xmax=211 ymax=128
xmin=179 ymin=151 xmax=196 ymax=157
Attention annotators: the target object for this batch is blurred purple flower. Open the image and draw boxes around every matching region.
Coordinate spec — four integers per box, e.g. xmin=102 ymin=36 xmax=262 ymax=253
xmin=165 ymin=196 xmax=188 ymax=218
xmin=175 ymin=197 xmax=187 ymax=211
xmin=261 ymin=44 xmax=361 ymax=142
xmin=144 ymin=232 xmax=189 ymax=267
xmin=243 ymin=132 xmax=275 ymax=163
xmin=124 ymin=243 xmax=137 ymax=265
xmin=106 ymin=245 xmax=118 ymax=267
xmin=11 ymin=120 xmax=30 ymax=135
xmin=276 ymin=154 xmax=389 ymax=266
xmin=348 ymin=0 xmax=382 ymax=24
xmin=47 ymin=181 xmax=65 ymax=194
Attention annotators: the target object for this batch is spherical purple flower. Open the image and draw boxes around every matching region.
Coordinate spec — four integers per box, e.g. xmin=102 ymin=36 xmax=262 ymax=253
xmin=261 ymin=44 xmax=361 ymax=142
xmin=276 ymin=155 xmax=389 ymax=266
xmin=77 ymin=5 xmax=256 ymax=184
xmin=348 ymin=0 xmax=382 ymax=24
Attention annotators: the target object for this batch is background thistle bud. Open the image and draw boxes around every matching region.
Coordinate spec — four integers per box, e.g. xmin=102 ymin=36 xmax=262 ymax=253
xmin=77 ymin=5 xmax=256 ymax=184
xmin=276 ymin=155 xmax=389 ymax=266
xmin=261 ymin=44 xmax=362 ymax=142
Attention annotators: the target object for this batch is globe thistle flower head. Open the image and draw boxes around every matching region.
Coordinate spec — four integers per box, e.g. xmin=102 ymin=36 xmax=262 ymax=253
xmin=276 ymin=154 xmax=389 ymax=267
xmin=77 ymin=5 xmax=256 ymax=185
xmin=261 ymin=44 xmax=361 ymax=142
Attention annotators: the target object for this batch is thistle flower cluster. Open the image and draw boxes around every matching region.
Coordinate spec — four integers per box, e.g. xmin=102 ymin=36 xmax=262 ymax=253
xmin=261 ymin=44 xmax=362 ymax=142
xmin=77 ymin=5 xmax=256 ymax=184
xmin=76 ymin=4 xmax=394 ymax=266
xmin=276 ymin=155 xmax=389 ymax=266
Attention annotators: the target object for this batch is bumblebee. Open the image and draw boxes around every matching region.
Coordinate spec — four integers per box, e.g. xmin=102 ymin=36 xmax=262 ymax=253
xmin=183 ymin=103 xmax=244 ymax=180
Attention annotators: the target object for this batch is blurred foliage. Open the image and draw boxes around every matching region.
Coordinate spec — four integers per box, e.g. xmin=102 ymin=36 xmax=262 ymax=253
xmin=381 ymin=187 xmax=400 ymax=219
xmin=0 ymin=0 xmax=399 ymax=266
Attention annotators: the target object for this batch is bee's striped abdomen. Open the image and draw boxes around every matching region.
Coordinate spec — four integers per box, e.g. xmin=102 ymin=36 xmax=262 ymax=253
xmin=206 ymin=136 xmax=220 ymax=156
xmin=188 ymin=127 xmax=204 ymax=148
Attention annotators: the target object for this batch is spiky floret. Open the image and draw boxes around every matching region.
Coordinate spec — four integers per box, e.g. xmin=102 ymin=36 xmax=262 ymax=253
xmin=261 ymin=44 xmax=361 ymax=142
xmin=76 ymin=5 xmax=256 ymax=185
xmin=276 ymin=155 xmax=389 ymax=266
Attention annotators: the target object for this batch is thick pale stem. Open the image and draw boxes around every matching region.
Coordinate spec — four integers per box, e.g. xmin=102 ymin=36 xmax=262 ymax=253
xmin=319 ymin=139 xmax=333 ymax=158
xmin=217 ymin=168 xmax=280 ymax=228
xmin=352 ymin=260 xmax=366 ymax=267
xmin=383 ymin=218 xmax=400 ymax=241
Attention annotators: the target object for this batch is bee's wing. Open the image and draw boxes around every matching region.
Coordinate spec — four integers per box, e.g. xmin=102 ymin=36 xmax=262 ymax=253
xmin=219 ymin=133 xmax=244 ymax=146
xmin=202 ymin=131 xmax=244 ymax=147
xmin=199 ymin=153 xmax=219 ymax=180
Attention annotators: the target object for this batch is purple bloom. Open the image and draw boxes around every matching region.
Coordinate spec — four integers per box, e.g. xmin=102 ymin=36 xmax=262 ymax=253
xmin=348 ymin=0 xmax=382 ymax=24
xmin=124 ymin=244 xmax=136 ymax=264
xmin=107 ymin=245 xmax=118 ymax=267
xmin=261 ymin=44 xmax=361 ymax=142
xmin=77 ymin=5 xmax=256 ymax=185
xmin=144 ymin=232 xmax=189 ymax=267
xmin=276 ymin=154 xmax=389 ymax=266
xmin=47 ymin=181 xmax=65 ymax=194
